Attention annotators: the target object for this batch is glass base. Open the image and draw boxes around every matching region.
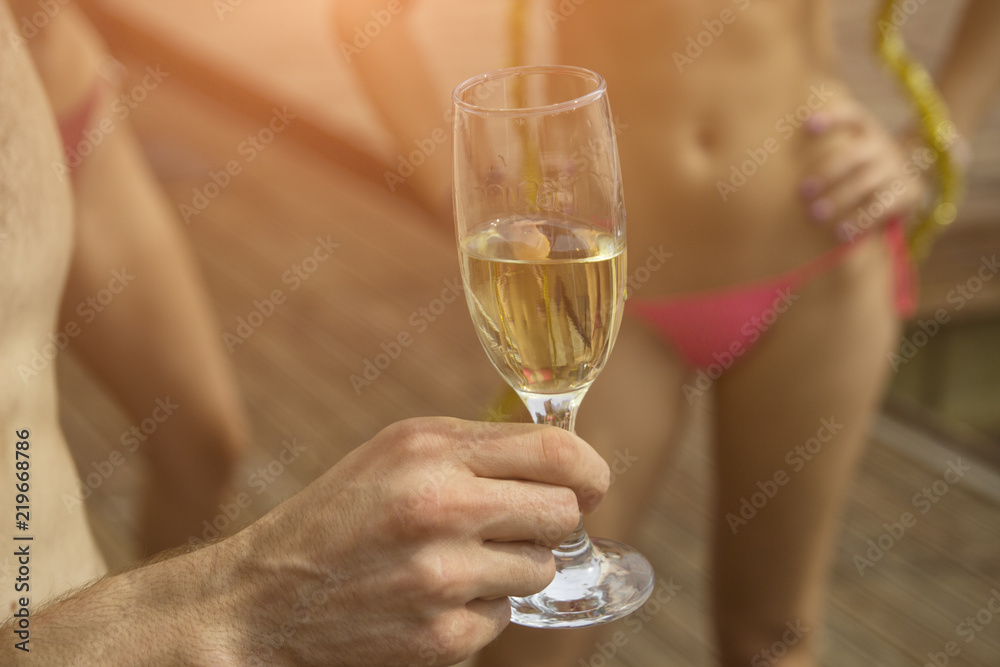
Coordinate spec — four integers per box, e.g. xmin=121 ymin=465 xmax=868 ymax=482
xmin=510 ymin=537 xmax=655 ymax=629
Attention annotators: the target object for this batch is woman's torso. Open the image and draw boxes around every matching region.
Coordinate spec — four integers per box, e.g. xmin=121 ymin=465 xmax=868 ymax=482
xmin=557 ymin=0 xmax=856 ymax=295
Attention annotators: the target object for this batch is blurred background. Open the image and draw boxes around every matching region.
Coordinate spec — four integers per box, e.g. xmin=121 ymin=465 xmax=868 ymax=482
xmin=56 ymin=0 xmax=998 ymax=664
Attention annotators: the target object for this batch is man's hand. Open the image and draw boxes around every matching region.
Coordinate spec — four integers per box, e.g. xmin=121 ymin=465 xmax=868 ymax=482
xmin=4 ymin=418 xmax=607 ymax=666
xmin=226 ymin=417 xmax=609 ymax=666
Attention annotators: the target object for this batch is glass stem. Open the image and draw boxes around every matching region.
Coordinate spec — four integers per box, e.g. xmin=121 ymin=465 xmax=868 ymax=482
xmin=516 ymin=389 xmax=595 ymax=564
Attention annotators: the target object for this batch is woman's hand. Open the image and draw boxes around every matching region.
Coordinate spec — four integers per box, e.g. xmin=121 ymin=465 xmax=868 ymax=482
xmin=799 ymin=98 xmax=930 ymax=242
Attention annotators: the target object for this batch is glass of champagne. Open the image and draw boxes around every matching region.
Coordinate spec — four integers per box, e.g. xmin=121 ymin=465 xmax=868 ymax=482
xmin=453 ymin=65 xmax=654 ymax=628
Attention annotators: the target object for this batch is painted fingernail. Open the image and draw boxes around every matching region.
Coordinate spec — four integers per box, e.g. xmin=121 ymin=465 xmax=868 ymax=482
xmin=810 ymin=199 xmax=833 ymax=222
xmin=806 ymin=112 xmax=830 ymax=134
xmin=800 ymin=177 xmax=822 ymax=199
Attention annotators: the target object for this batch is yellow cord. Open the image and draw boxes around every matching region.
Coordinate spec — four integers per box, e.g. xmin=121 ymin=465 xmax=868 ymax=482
xmin=481 ymin=0 xmax=555 ymax=421
xmin=487 ymin=0 xmax=967 ymax=420
xmin=503 ymin=1 xmax=964 ymax=259
xmin=876 ymin=0 xmax=964 ymax=259
xmin=506 ymin=0 xmax=541 ymax=210
xmin=508 ymin=0 xmax=528 ymax=70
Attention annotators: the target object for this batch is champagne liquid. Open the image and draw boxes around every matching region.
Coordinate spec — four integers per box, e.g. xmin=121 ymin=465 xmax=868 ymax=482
xmin=460 ymin=217 xmax=626 ymax=394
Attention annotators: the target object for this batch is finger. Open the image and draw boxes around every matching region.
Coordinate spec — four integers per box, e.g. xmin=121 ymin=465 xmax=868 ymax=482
xmin=804 ymin=102 xmax=868 ymax=136
xmin=412 ymin=602 xmax=509 ymax=666
xmin=465 ymin=598 xmax=511 ymax=643
xmin=453 ymin=421 xmax=610 ymax=514
xmin=800 ymin=139 xmax=882 ymax=205
xmin=472 ymin=478 xmax=581 ymax=547
xmin=833 ymin=184 xmax=921 ymax=242
xmin=808 ymin=160 xmax=899 ymax=226
xmin=468 ymin=541 xmax=556 ymax=600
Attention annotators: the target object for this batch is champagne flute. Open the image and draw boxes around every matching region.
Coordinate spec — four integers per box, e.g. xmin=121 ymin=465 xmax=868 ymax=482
xmin=453 ymin=65 xmax=654 ymax=628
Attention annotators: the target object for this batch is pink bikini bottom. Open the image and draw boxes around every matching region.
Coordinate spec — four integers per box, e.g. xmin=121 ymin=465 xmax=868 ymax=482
xmin=627 ymin=220 xmax=916 ymax=370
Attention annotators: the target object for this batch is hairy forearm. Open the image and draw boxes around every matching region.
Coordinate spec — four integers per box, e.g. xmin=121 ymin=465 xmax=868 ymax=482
xmin=0 ymin=544 xmax=241 ymax=665
xmin=936 ymin=0 xmax=1000 ymax=137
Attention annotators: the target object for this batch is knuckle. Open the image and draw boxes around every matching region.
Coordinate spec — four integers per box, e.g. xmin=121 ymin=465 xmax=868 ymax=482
xmin=537 ymin=428 xmax=576 ymax=478
xmin=521 ymin=544 xmax=557 ymax=587
xmin=423 ymin=610 xmax=476 ymax=665
xmin=393 ymin=485 xmax=463 ymax=538
xmin=383 ymin=417 xmax=436 ymax=452
xmin=592 ymin=457 xmax=611 ymax=496
xmin=551 ymin=487 xmax=581 ymax=533
xmin=385 ymin=417 xmax=470 ymax=466
xmin=533 ymin=488 xmax=580 ymax=547
xmin=481 ymin=596 xmax=512 ymax=634
xmin=388 ymin=495 xmax=426 ymax=539
xmin=578 ymin=471 xmax=609 ymax=512
xmin=409 ymin=550 xmax=465 ymax=603
xmin=392 ymin=467 xmax=477 ymax=542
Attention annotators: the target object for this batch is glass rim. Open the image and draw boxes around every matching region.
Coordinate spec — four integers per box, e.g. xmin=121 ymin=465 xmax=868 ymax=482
xmin=452 ymin=65 xmax=607 ymax=118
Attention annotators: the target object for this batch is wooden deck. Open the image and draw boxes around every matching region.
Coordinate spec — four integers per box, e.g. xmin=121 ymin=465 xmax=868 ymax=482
xmin=60 ymin=1 xmax=1000 ymax=665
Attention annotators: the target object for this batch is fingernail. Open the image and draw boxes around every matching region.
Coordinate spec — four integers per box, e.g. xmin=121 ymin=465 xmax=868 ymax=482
xmin=800 ymin=177 xmax=822 ymax=199
xmin=809 ymin=199 xmax=833 ymax=222
xmin=806 ymin=112 xmax=830 ymax=134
